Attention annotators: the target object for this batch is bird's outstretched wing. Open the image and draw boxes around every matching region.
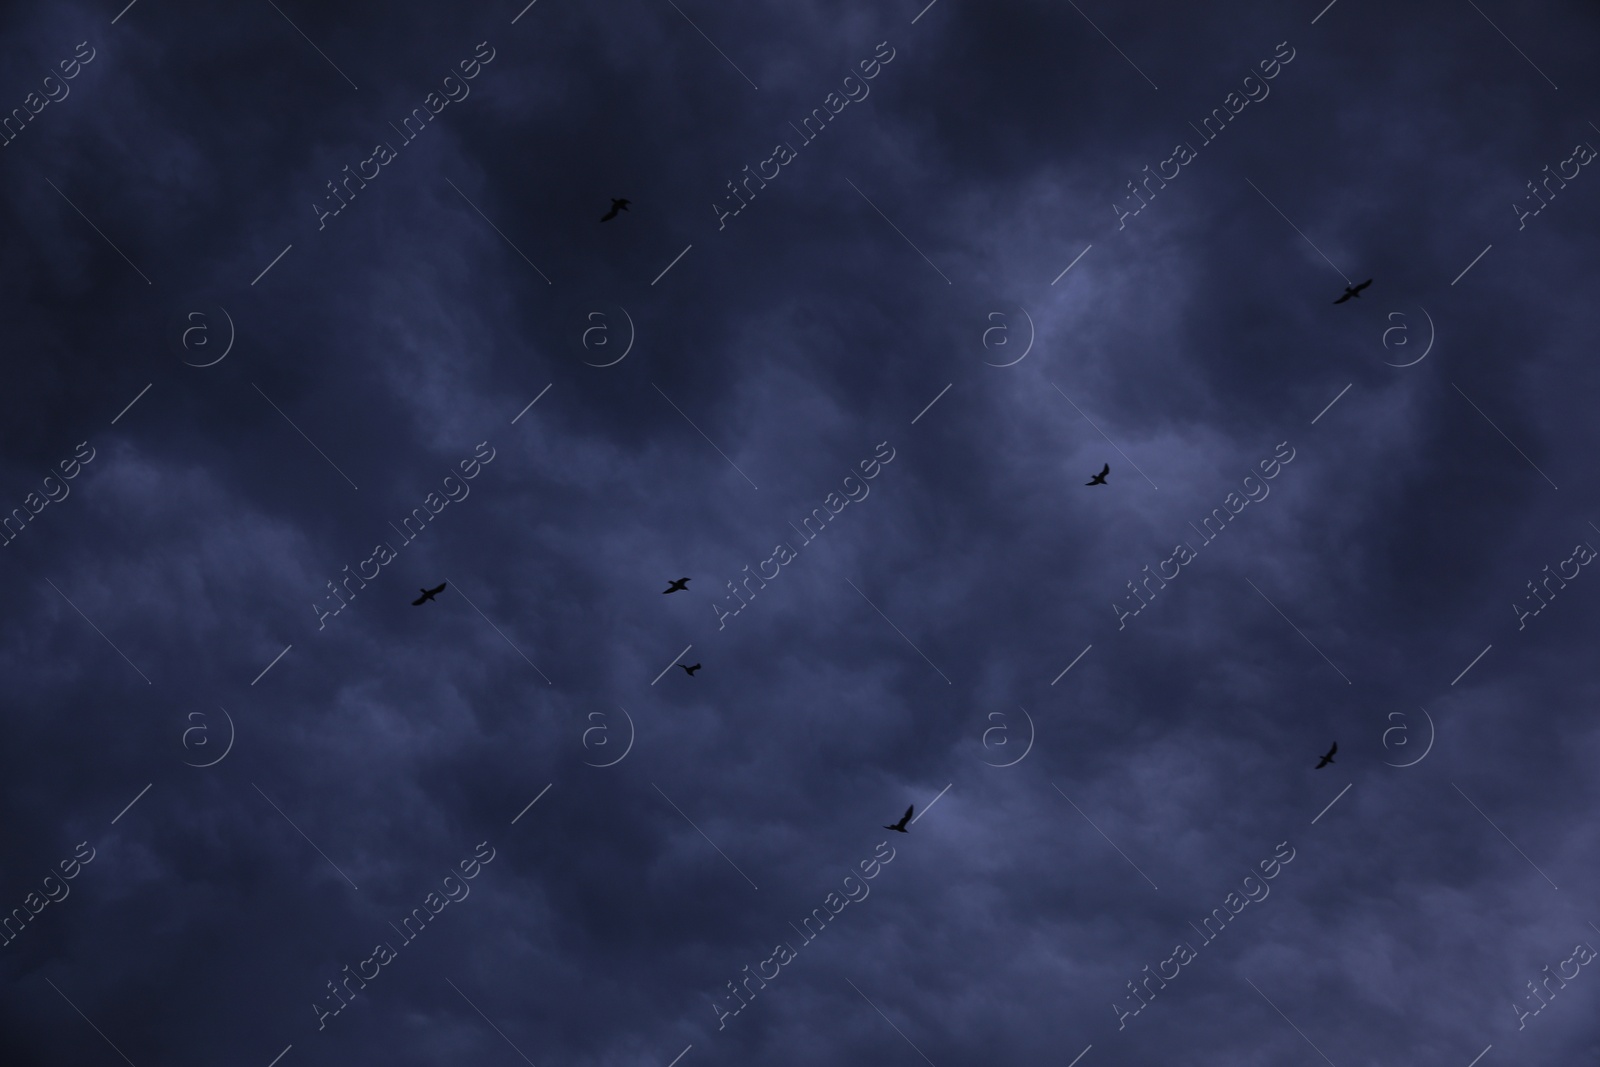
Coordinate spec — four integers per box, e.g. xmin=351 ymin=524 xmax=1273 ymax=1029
xmin=1353 ymin=279 xmax=1372 ymax=293
xmin=428 ymin=583 xmax=447 ymax=595
xmin=1098 ymin=464 xmax=1110 ymax=477
xmin=1333 ymin=292 xmax=1352 ymax=304
xmin=1329 ymin=741 xmax=1337 ymax=756
xmin=900 ymin=805 xmax=914 ymax=825
xmin=601 ymin=209 xmax=618 ymax=221
xmin=412 ymin=593 xmax=428 ymax=606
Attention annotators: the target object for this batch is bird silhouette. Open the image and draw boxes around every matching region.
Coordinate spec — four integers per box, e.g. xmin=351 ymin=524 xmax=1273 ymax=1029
xmin=663 ymin=578 xmax=690 ymax=594
xmin=1315 ymin=741 xmax=1337 ymax=768
xmin=1086 ymin=463 xmax=1110 ymax=486
xmin=601 ymin=198 xmax=631 ymax=221
xmin=679 ymin=663 xmax=701 ymax=676
xmin=412 ymin=582 xmax=447 ymax=606
xmin=884 ymin=805 xmax=913 ymax=833
xmin=1333 ymin=279 xmax=1372 ymax=304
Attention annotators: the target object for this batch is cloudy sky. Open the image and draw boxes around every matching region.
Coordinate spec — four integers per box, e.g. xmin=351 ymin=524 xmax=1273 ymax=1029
xmin=3 ymin=0 xmax=1600 ymax=1063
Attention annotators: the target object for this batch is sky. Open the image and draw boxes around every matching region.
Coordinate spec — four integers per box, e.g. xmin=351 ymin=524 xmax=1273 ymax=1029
xmin=2 ymin=0 xmax=1600 ymax=1064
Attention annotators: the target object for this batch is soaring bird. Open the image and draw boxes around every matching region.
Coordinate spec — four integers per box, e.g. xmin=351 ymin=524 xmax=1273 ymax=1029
xmin=679 ymin=662 xmax=701 ymax=676
xmin=1316 ymin=741 xmax=1337 ymax=768
xmin=663 ymin=578 xmax=690 ymax=594
xmin=1333 ymin=279 xmax=1372 ymax=304
xmin=412 ymin=582 xmax=447 ymax=606
xmin=1086 ymin=463 xmax=1110 ymax=486
xmin=601 ymin=198 xmax=632 ymax=221
xmin=884 ymin=805 xmax=913 ymax=833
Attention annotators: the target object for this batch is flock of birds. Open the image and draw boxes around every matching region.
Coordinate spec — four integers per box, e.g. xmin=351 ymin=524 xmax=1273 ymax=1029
xmin=402 ymin=239 xmax=1360 ymax=820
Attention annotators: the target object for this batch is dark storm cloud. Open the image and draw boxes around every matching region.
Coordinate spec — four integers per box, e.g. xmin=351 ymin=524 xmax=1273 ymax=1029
xmin=4 ymin=0 xmax=1600 ymax=1065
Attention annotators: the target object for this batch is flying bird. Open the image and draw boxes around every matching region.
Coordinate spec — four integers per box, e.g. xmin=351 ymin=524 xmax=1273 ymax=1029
xmin=1086 ymin=463 xmax=1109 ymax=486
xmin=679 ymin=662 xmax=701 ymax=676
xmin=1333 ymin=279 xmax=1372 ymax=304
xmin=884 ymin=805 xmax=913 ymax=833
xmin=663 ymin=578 xmax=690 ymax=594
xmin=601 ymin=198 xmax=631 ymax=221
xmin=412 ymin=582 xmax=447 ymax=606
xmin=1316 ymin=741 xmax=1337 ymax=768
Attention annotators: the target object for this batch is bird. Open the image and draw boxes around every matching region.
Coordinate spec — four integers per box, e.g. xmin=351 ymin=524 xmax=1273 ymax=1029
xmin=1315 ymin=741 xmax=1337 ymax=768
xmin=678 ymin=663 xmax=701 ymax=676
xmin=663 ymin=578 xmax=690 ymax=594
xmin=1086 ymin=463 xmax=1110 ymax=486
xmin=412 ymin=582 xmax=447 ymax=606
xmin=600 ymin=198 xmax=631 ymax=221
xmin=883 ymin=805 xmax=913 ymax=833
xmin=1333 ymin=279 xmax=1372 ymax=304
